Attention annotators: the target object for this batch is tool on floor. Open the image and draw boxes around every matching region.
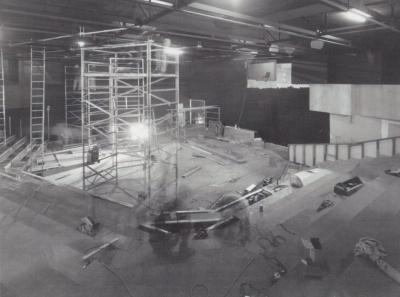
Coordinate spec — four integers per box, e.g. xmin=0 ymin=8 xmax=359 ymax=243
xmin=317 ymin=199 xmax=334 ymax=212
xmin=354 ymin=237 xmax=400 ymax=285
xmin=262 ymin=256 xmax=287 ymax=286
xmin=77 ymin=216 xmax=99 ymax=237
xmin=82 ymin=237 xmax=119 ymax=268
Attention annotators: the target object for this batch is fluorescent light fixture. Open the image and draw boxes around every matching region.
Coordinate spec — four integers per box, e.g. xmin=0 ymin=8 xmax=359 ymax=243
xmin=129 ymin=123 xmax=149 ymax=141
xmin=164 ymin=47 xmax=183 ymax=55
xmin=77 ymin=40 xmax=85 ymax=47
xmin=351 ymin=8 xmax=371 ymax=18
xmin=345 ymin=8 xmax=371 ymax=23
xmin=269 ymin=44 xmax=279 ymax=53
xmin=250 ymin=51 xmax=258 ymax=55
xmin=145 ymin=0 xmax=173 ymax=7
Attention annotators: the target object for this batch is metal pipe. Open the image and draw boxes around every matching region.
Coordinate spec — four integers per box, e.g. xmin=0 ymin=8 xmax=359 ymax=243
xmin=0 ymin=8 xmax=115 ymax=28
xmin=333 ymin=26 xmax=386 ymax=35
xmin=9 ymin=27 xmax=128 ymax=47
xmin=80 ymin=47 xmax=85 ymax=191
xmin=182 ymin=3 xmax=351 ymax=46
xmin=320 ymin=0 xmax=400 ymax=34
xmin=2 ymin=25 xmax=69 ymax=36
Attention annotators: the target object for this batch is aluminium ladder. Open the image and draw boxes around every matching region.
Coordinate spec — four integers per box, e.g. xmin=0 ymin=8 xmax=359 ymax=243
xmin=30 ymin=47 xmax=46 ymax=154
xmin=0 ymin=49 xmax=6 ymax=144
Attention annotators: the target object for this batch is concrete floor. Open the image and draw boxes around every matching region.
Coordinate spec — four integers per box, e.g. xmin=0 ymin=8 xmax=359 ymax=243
xmin=1 ymin=129 xmax=400 ymax=296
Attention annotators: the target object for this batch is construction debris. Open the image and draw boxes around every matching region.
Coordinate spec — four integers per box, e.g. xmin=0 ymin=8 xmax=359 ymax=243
xmin=192 ymin=152 xmax=226 ymax=165
xmin=223 ymin=126 xmax=255 ymax=143
xmin=317 ymin=199 xmax=335 ymax=212
xmin=187 ymin=139 xmax=246 ymax=163
xmin=181 ymin=166 xmax=202 ymax=178
xmin=77 ymin=216 xmax=99 ymax=237
xmin=354 ymin=237 xmax=400 ymax=285
xmin=86 ymin=145 xmax=100 ymax=165
xmin=385 ymin=168 xmax=400 ymax=177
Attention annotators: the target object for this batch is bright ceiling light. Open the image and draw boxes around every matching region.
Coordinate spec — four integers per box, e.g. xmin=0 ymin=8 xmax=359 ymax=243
xmin=164 ymin=47 xmax=183 ymax=55
xmin=129 ymin=123 xmax=149 ymax=141
xmin=145 ymin=0 xmax=173 ymax=7
xmin=77 ymin=40 xmax=85 ymax=47
xmin=345 ymin=8 xmax=371 ymax=23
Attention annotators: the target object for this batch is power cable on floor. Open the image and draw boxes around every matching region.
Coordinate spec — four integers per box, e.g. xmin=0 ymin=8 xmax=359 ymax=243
xmin=101 ymin=263 xmax=135 ymax=297
xmin=190 ymin=283 xmax=209 ymax=297
xmin=221 ymin=257 xmax=256 ymax=297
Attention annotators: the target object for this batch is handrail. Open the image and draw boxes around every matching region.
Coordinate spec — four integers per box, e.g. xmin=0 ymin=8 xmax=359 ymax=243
xmin=289 ymin=135 xmax=400 ymax=147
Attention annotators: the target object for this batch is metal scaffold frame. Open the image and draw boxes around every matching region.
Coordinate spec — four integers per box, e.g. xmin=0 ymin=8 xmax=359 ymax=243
xmin=65 ymin=65 xmax=81 ymax=127
xmin=80 ymin=41 xmax=180 ymax=199
xmin=30 ymin=47 xmax=46 ymax=156
xmin=0 ymin=49 xmax=6 ymax=144
xmin=187 ymin=99 xmax=221 ymax=127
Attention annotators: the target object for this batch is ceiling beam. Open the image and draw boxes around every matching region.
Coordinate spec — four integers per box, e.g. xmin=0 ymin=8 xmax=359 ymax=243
xmin=0 ymin=7 xmax=116 ymax=28
xmin=182 ymin=3 xmax=351 ymax=47
xmin=263 ymin=3 xmax=334 ymax=22
xmin=326 ymin=24 xmax=379 ymax=33
xmin=141 ymin=0 xmax=196 ymax=24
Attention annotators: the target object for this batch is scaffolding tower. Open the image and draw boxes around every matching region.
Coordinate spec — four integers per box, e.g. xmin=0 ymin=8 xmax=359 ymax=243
xmin=65 ymin=65 xmax=81 ymax=127
xmin=80 ymin=41 xmax=180 ymax=198
xmin=30 ymin=47 xmax=46 ymax=154
xmin=0 ymin=49 xmax=6 ymax=144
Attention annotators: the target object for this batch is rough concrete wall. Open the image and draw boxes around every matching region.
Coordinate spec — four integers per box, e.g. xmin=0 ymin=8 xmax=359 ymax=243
xmin=330 ymin=114 xmax=383 ymax=143
xmin=4 ymin=59 xmax=66 ymax=137
xmin=351 ymin=85 xmax=400 ymax=121
xmin=292 ymin=58 xmax=328 ymax=84
xmin=327 ymin=50 xmax=383 ymax=84
xmin=310 ymin=84 xmax=400 ymax=122
xmin=4 ymin=60 xmax=30 ymax=109
xmin=181 ymin=59 xmax=330 ymax=145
